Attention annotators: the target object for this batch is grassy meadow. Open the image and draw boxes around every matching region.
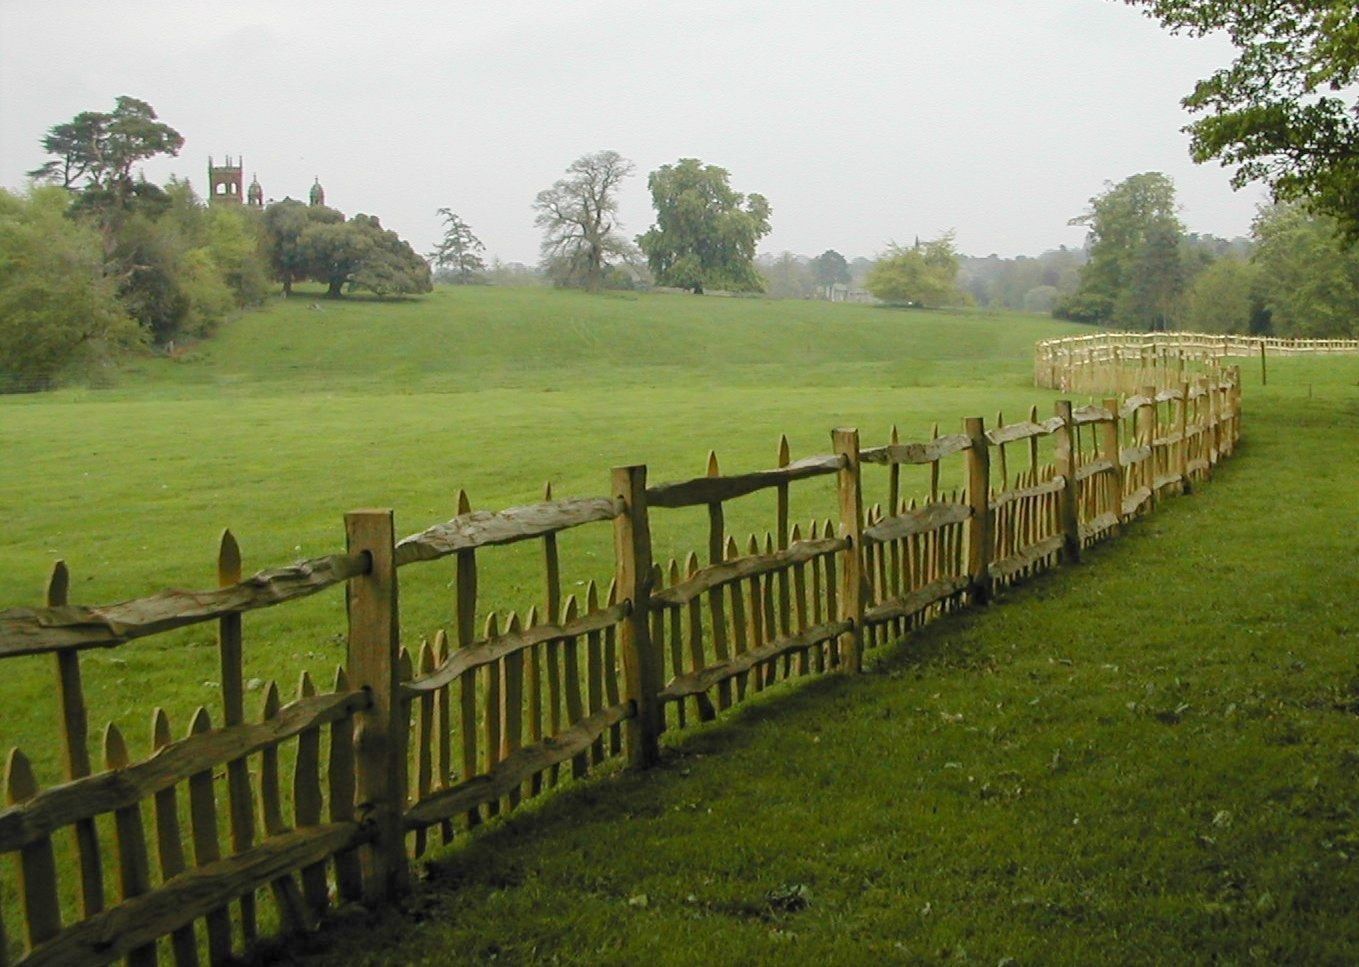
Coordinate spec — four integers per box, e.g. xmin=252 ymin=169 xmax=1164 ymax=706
xmin=4 ymin=284 xmax=1356 ymax=962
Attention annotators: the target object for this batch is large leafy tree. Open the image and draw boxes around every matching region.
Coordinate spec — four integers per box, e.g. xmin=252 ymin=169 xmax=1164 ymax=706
xmin=810 ymin=249 xmax=851 ymax=295
xmin=865 ymin=234 xmax=963 ymax=307
xmin=428 ymin=209 xmax=486 ymax=284
xmin=533 ymin=151 xmax=635 ymax=291
xmin=0 ymin=188 xmax=139 ymax=391
xmin=1058 ymin=172 xmax=1185 ymax=327
xmin=1126 ymin=1 xmax=1359 ymax=239
xmin=297 ymin=213 xmax=431 ymax=298
xmin=1251 ymin=202 xmax=1359 ymax=337
xmin=30 ymin=96 xmax=184 ymax=203
xmin=636 ymin=159 xmax=771 ymax=294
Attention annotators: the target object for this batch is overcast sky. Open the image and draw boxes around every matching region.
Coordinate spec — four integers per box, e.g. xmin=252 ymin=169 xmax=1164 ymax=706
xmin=0 ymin=0 xmax=1265 ymax=264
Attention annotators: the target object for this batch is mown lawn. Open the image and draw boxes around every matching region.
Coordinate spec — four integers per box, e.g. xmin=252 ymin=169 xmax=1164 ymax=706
xmin=285 ymin=356 xmax=1359 ymax=965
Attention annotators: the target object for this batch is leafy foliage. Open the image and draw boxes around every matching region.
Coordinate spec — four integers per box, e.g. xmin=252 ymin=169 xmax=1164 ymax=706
xmin=0 ymin=188 xmax=139 ymax=391
xmin=1127 ymin=1 xmax=1359 ymax=239
xmin=865 ymin=234 xmax=963 ymax=307
xmin=533 ymin=151 xmax=636 ymax=291
xmin=428 ymin=209 xmax=486 ymax=284
xmin=810 ymin=250 xmax=851 ymax=291
xmin=1251 ymin=202 xmax=1359 ymax=337
xmin=1057 ymin=172 xmax=1186 ymax=328
xmin=636 ymin=159 xmax=771 ymax=294
xmin=1180 ymin=257 xmax=1257 ymax=334
xmin=29 ymin=96 xmax=184 ymax=199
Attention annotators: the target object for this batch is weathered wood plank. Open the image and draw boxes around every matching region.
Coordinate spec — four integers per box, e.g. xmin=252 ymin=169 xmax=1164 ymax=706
xmin=984 ymin=416 xmax=1065 ymax=446
xmin=104 ymin=725 xmax=157 ymax=967
xmin=1078 ymin=511 xmax=1120 ymax=541
xmin=150 ymin=710 xmax=198 ymax=967
xmin=0 ymin=552 xmax=368 ymax=658
xmin=1119 ymin=444 xmax=1152 ymax=467
xmin=1073 ymin=458 xmax=1116 ymax=482
xmin=859 ymin=433 xmax=972 ymax=465
xmin=216 ymin=530 xmax=256 ymax=946
xmin=658 ymin=620 xmax=851 ymax=700
xmin=990 ymin=475 xmax=1066 ymax=509
xmin=404 ymin=603 xmax=629 ymax=696
xmin=860 ymin=575 xmax=970 ymax=626
xmin=292 ymin=673 xmax=328 ymax=916
xmin=403 ymin=702 xmax=633 ymax=830
xmin=393 ymin=496 xmax=620 ymax=565
xmin=0 ymin=690 xmax=367 ymax=853
xmin=861 ymin=502 xmax=972 ymax=546
xmin=987 ymin=535 xmax=1065 ymax=582
xmin=185 ymin=708 xmax=232 ymax=963
xmin=1122 ymin=486 xmax=1153 ymax=518
xmin=645 ymin=455 xmax=844 ymax=509
xmin=6 ymin=749 xmax=61 ymax=954
xmin=17 ymin=823 xmax=366 ymax=967
xmin=649 ymin=537 xmax=847 ymax=606
xmin=1072 ymin=404 xmax=1115 ymax=425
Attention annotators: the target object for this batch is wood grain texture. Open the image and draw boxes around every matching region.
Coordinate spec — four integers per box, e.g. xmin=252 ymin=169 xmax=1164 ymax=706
xmin=650 ymin=536 xmax=847 ymax=606
xmin=645 ymin=454 xmax=844 ymax=508
xmin=862 ymin=502 xmax=972 ymax=546
xmin=394 ymin=496 xmax=620 ymax=564
xmin=0 ymin=552 xmax=369 ymax=657
xmin=859 ymin=433 xmax=972 ymax=465
xmin=861 ymin=576 xmax=970 ymax=626
xmin=658 ymin=620 xmax=850 ymax=700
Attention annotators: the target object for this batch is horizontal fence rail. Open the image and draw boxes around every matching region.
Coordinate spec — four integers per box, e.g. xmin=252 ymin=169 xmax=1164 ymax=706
xmin=0 ymin=336 xmax=1245 ymax=964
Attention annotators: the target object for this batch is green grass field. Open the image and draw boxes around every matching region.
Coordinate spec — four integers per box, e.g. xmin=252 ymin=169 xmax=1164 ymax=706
xmin=3 ymin=286 xmax=1356 ymax=963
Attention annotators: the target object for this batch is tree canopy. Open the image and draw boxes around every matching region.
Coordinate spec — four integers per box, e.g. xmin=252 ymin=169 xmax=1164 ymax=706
xmin=533 ymin=151 xmax=635 ymax=291
xmin=30 ymin=96 xmax=184 ymax=201
xmin=865 ymin=234 xmax=963 ymax=307
xmin=1126 ymin=1 xmax=1359 ymax=239
xmin=1057 ymin=172 xmax=1186 ymax=328
xmin=636 ymin=159 xmax=771 ymax=294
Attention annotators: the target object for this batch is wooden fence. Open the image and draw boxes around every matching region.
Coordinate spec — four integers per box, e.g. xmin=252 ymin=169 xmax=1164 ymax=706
xmin=1035 ymin=330 xmax=1359 ymax=394
xmin=0 ymin=358 xmax=1242 ymax=965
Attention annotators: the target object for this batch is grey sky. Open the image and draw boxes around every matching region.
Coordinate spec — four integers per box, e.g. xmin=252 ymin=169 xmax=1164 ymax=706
xmin=0 ymin=0 xmax=1264 ymax=264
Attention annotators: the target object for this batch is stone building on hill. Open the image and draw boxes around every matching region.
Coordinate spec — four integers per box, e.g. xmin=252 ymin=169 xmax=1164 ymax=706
xmin=207 ymin=156 xmax=326 ymax=210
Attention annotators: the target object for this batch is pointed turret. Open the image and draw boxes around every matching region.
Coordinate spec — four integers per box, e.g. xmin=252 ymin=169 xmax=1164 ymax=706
xmin=309 ymin=177 xmax=325 ymax=207
xmin=247 ymin=174 xmax=263 ymax=207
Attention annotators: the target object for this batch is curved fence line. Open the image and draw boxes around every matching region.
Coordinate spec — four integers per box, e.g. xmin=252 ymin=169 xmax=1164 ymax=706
xmin=1035 ymin=331 xmax=1359 ymax=395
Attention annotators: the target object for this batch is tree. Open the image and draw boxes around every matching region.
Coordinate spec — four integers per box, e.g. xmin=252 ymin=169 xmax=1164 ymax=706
xmin=533 ymin=151 xmax=635 ymax=291
xmin=1251 ymin=202 xmax=1359 ymax=337
xmin=30 ymin=96 xmax=183 ymax=203
xmin=262 ymin=199 xmax=342 ymax=296
xmin=865 ymin=234 xmax=963 ymax=307
xmin=1058 ymin=172 xmax=1185 ymax=328
xmin=759 ymin=252 xmax=817 ymax=299
xmin=0 ymin=188 xmax=139 ymax=391
xmin=1181 ymin=257 xmax=1256 ymax=333
xmin=810 ymin=249 xmax=851 ymax=296
xmin=1126 ymin=2 xmax=1359 ymax=240
xmin=428 ymin=209 xmax=486 ymax=284
xmin=636 ymin=159 xmax=772 ymax=294
xmin=297 ymin=214 xmax=431 ymax=298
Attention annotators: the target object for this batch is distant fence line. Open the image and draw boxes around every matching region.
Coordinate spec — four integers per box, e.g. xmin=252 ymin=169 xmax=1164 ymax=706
xmin=0 ymin=344 xmax=1243 ymax=964
xmin=1035 ymin=330 xmax=1359 ymax=395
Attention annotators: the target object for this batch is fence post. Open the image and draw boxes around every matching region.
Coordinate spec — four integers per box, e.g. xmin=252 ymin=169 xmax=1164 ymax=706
xmin=1177 ymin=380 xmax=1192 ymax=494
xmin=1054 ymin=400 xmax=1081 ymax=563
xmin=831 ymin=428 xmax=866 ymax=674
xmin=344 ymin=509 xmax=409 ymax=903
xmin=1102 ymin=397 xmax=1124 ymax=529
xmin=611 ymin=465 xmax=662 ymax=768
xmin=963 ymin=417 xmax=992 ymax=604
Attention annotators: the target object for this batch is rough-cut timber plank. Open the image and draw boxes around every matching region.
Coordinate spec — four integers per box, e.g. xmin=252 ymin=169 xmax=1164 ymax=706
xmin=1153 ymin=472 xmax=1183 ymax=492
xmin=991 ymin=475 xmax=1065 ymax=509
xmin=658 ymin=620 xmax=850 ymax=701
xmin=393 ymin=497 xmax=620 ymax=564
xmin=1072 ymin=404 xmax=1115 ymax=425
xmin=861 ymin=502 xmax=972 ymax=546
xmin=858 ymin=433 xmax=972 ymax=465
xmin=1155 ymin=388 xmax=1181 ymax=403
xmin=0 ymin=690 xmax=368 ymax=852
xmin=404 ymin=603 xmax=629 ymax=696
xmin=403 ymin=702 xmax=633 ymax=830
xmin=1119 ymin=395 xmax=1154 ymax=418
xmin=1074 ymin=458 xmax=1116 ymax=482
xmin=1119 ymin=445 xmax=1152 ymax=466
xmin=1187 ymin=456 xmax=1210 ymax=475
xmin=0 ymin=552 xmax=369 ymax=657
xmin=987 ymin=535 xmax=1064 ymax=582
xmin=985 ymin=417 xmax=1064 ymax=446
xmin=861 ymin=576 xmax=969 ymax=626
xmin=16 ymin=823 xmax=366 ymax=967
xmin=644 ymin=455 xmax=844 ymax=509
xmin=649 ymin=537 xmax=847 ymax=606
xmin=1122 ymin=487 xmax=1153 ymax=517
xmin=1079 ymin=511 xmax=1120 ymax=541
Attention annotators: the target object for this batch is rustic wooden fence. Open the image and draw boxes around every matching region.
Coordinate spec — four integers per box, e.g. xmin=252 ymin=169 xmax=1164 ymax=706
xmin=0 ymin=358 xmax=1242 ymax=965
xmin=1035 ymin=330 xmax=1359 ymax=394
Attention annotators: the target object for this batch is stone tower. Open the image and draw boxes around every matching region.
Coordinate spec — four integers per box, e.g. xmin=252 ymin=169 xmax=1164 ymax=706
xmin=207 ymin=155 xmax=244 ymax=205
xmin=309 ymin=177 xmax=325 ymax=207
xmin=247 ymin=174 xmax=263 ymax=207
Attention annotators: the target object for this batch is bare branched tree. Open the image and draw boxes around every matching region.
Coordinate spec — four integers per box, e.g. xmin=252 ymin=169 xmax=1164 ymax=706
xmin=532 ymin=150 xmax=636 ymax=291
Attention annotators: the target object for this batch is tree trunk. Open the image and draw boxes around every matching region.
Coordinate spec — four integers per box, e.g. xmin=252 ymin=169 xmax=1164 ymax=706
xmin=327 ymin=277 xmax=344 ymax=298
xmin=692 ymin=284 xmax=704 ymax=295
xmin=282 ymin=276 xmax=293 ymax=297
